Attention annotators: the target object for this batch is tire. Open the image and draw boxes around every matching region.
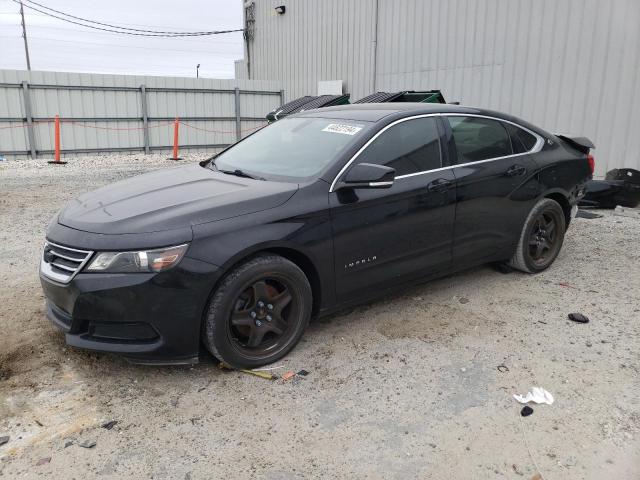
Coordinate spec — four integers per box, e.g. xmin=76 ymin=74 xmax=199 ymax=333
xmin=203 ymin=254 xmax=312 ymax=369
xmin=509 ymin=198 xmax=566 ymax=273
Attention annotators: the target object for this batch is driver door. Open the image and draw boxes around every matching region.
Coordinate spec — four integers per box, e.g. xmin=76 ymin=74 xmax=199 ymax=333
xmin=329 ymin=116 xmax=456 ymax=301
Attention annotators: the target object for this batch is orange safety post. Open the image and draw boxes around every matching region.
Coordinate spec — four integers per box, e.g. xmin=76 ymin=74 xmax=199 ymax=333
xmin=54 ymin=115 xmax=60 ymax=161
xmin=48 ymin=114 xmax=67 ymax=165
xmin=169 ymin=117 xmax=182 ymax=160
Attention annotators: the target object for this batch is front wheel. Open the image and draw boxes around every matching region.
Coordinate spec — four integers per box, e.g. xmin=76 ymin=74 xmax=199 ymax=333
xmin=203 ymin=254 xmax=312 ymax=369
xmin=509 ymin=198 xmax=566 ymax=273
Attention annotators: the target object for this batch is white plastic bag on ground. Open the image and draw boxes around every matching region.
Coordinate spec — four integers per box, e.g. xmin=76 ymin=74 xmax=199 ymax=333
xmin=513 ymin=387 xmax=554 ymax=405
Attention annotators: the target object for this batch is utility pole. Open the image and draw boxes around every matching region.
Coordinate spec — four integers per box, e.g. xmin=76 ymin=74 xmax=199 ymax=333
xmin=19 ymin=1 xmax=31 ymax=70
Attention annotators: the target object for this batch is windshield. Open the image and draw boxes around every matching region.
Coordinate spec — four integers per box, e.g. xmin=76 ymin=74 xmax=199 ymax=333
xmin=212 ymin=117 xmax=372 ymax=180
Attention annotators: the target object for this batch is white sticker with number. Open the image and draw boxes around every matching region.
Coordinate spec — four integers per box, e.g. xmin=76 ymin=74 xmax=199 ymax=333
xmin=322 ymin=124 xmax=363 ymax=135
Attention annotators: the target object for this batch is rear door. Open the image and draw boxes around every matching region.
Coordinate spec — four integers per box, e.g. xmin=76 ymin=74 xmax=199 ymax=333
xmin=329 ymin=116 xmax=456 ymax=300
xmin=444 ymin=115 xmax=541 ymax=265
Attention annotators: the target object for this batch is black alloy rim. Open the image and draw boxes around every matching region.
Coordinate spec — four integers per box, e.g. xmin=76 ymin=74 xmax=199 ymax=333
xmin=528 ymin=209 xmax=562 ymax=267
xmin=228 ymin=277 xmax=295 ymax=356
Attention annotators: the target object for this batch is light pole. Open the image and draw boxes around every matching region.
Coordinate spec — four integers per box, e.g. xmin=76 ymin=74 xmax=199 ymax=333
xmin=196 ymin=64 xmax=200 ymax=78
xmin=19 ymin=1 xmax=31 ymax=70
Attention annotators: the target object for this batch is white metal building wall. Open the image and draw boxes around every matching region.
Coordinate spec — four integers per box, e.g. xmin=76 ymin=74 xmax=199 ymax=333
xmin=238 ymin=0 xmax=640 ymax=177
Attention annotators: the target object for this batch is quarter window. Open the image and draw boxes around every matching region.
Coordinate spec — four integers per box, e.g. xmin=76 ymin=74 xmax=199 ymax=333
xmin=447 ymin=116 xmax=513 ymax=163
xmin=506 ymin=123 xmax=538 ymax=153
xmin=354 ymin=117 xmax=441 ymax=176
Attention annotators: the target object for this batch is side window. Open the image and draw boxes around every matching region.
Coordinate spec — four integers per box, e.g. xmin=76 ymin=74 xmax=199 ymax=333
xmin=447 ymin=116 xmax=513 ymax=163
xmin=505 ymin=123 xmax=538 ymax=153
xmin=354 ymin=117 xmax=441 ymax=176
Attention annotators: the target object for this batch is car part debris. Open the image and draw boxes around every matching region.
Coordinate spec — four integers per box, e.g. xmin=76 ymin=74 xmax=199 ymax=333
xmin=101 ymin=420 xmax=118 ymax=430
xmin=36 ymin=457 xmax=51 ymax=466
xmin=513 ymin=387 xmax=554 ymax=405
xmin=521 ymin=406 xmax=534 ymax=417
xmin=580 ymin=168 xmax=640 ymax=209
xmin=576 ymin=209 xmax=603 ymax=219
xmin=297 ymin=369 xmax=310 ymax=376
xmin=568 ymin=313 xmax=589 ymax=323
xmin=218 ymin=362 xmax=277 ymax=380
xmin=79 ymin=439 xmax=96 ymax=449
xmin=0 ymin=435 xmax=9 ymax=446
xmin=243 ymin=369 xmax=277 ymax=380
xmin=282 ymin=371 xmax=296 ymax=381
xmin=614 ymin=205 xmax=640 ymax=219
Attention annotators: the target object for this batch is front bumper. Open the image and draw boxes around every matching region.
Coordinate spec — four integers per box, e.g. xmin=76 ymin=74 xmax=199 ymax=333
xmin=40 ymin=255 xmax=220 ymax=364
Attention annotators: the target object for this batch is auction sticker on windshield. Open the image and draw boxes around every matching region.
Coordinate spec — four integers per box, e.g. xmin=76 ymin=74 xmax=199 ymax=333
xmin=322 ymin=124 xmax=363 ymax=135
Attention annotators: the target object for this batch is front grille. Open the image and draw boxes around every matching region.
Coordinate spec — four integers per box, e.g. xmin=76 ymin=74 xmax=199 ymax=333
xmin=40 ymin=241 xmax=93 ymax=284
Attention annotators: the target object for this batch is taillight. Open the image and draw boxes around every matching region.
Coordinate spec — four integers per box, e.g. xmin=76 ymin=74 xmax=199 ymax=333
xmin=587 ymin=154 xmax=595 ymax=175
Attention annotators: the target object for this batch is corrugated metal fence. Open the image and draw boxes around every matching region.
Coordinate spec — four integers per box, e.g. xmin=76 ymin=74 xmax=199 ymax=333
xmin=0 ymin=70 xmax=284 ymax=159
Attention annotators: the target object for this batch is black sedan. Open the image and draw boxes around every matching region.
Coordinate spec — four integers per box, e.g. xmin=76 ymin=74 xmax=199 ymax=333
xmin=40 ymin=103 xmax=594 ymax=368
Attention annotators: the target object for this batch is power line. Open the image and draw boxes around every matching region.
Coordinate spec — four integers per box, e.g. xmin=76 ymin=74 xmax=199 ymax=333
xmin=12 ymin=0 xmax=244 ymax=37
xmin=21 ymin=0 xmax=228 ymax=35
xmin=0 ymin=34 xmax=242 ymax=55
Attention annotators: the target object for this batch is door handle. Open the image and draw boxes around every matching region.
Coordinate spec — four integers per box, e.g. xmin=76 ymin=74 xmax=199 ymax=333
xmin=505 ymin=164 xmax=527 ymax=177
xmin=427 ymin=178 xmax=452 ymax=193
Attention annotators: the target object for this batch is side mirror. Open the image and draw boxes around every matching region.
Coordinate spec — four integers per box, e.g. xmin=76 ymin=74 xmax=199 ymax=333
xmin=337 ymin=163 xmax=395 ymax=190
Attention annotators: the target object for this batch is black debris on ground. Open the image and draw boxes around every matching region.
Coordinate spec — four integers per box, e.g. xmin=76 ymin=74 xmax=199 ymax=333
xmin=0 ymin=436 xmax=9 ymax=446
xmin=521 ymin=406 xmax=534 ymax=417
xmin=576 ymin=209 xmax=604 ymax=219
xmin=568 ymin=313 xmax=590 ymax=323
xmin=101 ymin=421 xmax=118 ymax=430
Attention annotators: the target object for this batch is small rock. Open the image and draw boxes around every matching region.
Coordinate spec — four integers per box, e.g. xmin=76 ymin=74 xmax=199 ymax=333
xmin=79 ymin=439 xmax=96 ymax=449
xmin=460 ymin=367 xmax=466 ymax=373
xmin=0 ymin=436 xmax=9 ymax=446
xmin=36 ymin=457 xmax=51 ymax=466
xmin=64 ymin=440 xmax=74 ymax=448
xmin=458 ymin=297 xmax=469 ymax=304
xmin=586 ymin=341 xmax=593 ymax=347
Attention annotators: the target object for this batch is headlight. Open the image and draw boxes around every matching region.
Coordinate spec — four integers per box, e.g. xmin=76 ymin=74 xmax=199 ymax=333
xmin=85 ymin=244 xmax=188 ymax=273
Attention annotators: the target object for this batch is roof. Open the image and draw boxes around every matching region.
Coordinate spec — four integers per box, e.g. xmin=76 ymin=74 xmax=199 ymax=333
xmin=293 ymin=102 xmax=483 ymax=122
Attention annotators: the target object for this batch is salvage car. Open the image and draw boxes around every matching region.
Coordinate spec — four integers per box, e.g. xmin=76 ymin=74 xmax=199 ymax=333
xmin=40 ymin=104 xmax=594 ymax=368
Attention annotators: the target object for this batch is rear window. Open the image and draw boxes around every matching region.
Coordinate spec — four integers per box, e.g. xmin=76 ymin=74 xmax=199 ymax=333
xmin=447 ymin=116 xmax=513 ymax=163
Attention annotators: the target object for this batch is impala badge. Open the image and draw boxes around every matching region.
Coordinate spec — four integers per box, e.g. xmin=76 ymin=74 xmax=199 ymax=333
xmin=344 ymin=256 xmax=377 ymax=270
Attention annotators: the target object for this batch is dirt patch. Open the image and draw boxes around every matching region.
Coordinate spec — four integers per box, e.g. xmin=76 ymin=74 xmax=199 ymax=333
xmin=0 ymin=154 xmax=639 ymax=479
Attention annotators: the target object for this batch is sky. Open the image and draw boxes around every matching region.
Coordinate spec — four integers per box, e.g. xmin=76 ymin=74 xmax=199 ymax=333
xmin=0 ymin=0 xmax=244 ymax=78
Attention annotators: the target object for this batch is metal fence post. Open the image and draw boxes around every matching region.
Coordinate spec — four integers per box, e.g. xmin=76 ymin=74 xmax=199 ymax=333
xmin=140 ymin=84 xmax=150 ymax=154
xmin=21 ymin=80 xmax=36 ymax=158
xmin=234 ymin=87 xmax=241 ymax=142
xmin=280 ymin=89 xmax=285 ymax=107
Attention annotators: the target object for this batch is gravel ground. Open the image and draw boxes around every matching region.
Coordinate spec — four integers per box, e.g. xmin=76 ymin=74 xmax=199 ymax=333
xmin=0 ymin=153 xmax=638 ymax=479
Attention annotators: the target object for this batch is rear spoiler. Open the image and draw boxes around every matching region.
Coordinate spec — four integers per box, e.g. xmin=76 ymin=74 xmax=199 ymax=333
xmin=555 ymin=134 xmax=595 ymax=154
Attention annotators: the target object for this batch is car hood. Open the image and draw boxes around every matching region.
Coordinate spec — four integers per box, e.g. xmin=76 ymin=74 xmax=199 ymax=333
xmin=58 ymin=164 xmax=299 ymax=234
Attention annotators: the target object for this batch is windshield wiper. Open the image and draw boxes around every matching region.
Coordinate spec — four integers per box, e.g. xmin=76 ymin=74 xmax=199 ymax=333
xmin=220 ymin=168 xmax=256 ymax=179
xmin=209 ymin=160 xmax=264 ymax=180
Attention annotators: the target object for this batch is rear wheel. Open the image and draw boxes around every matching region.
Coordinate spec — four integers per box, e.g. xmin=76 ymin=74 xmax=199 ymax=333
xmin=509 ymin=198 xmax=566 ymax=273
xmin=203 ymin=254 xmax=312 ymax=369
